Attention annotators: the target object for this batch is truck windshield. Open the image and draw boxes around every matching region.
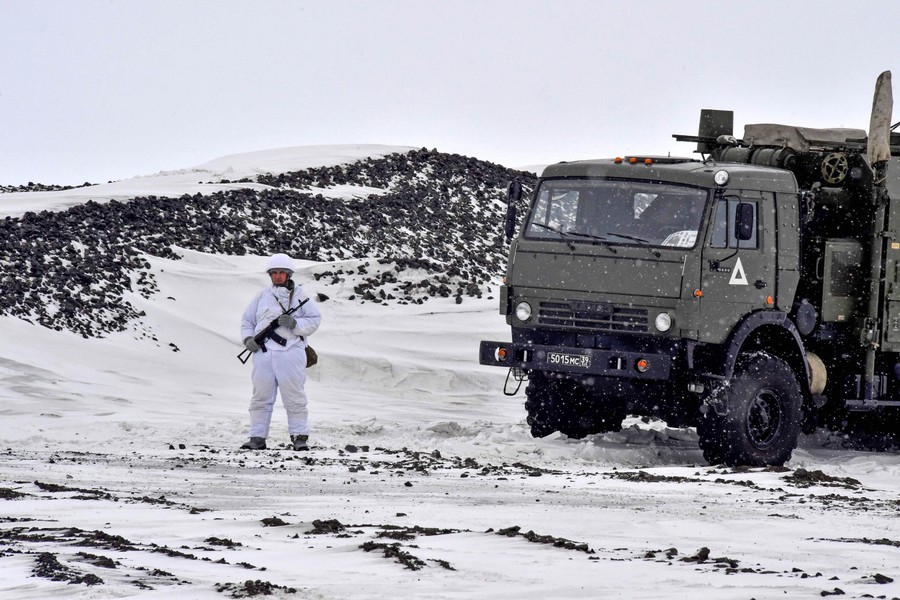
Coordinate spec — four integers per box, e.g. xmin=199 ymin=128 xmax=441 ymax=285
xmin=525 ymin=180 xmax=708 ymax=248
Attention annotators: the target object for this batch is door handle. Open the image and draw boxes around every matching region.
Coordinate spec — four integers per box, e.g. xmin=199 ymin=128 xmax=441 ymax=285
xmin=754 ymin=280 xmax=767 ymax=289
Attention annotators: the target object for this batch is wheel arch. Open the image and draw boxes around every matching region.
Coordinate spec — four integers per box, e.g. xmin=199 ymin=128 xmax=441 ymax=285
xmin=724 ymin=310 xmax=811 ymax=394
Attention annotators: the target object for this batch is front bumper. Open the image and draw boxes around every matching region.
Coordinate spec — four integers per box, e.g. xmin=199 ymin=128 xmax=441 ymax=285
xmin=479 ymin=340 xmax=672 ymax=380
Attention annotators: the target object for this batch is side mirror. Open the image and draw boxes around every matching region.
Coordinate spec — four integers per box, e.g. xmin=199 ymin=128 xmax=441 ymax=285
xmin=735 ymin=202 xmax=754 ymax=241
xmin=505 ymin=181 xmax=522 ymax=242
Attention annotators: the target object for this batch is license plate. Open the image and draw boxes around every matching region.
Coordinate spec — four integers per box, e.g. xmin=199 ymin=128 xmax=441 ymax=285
xmin=547 ymin=352 xmax=591 ymax=368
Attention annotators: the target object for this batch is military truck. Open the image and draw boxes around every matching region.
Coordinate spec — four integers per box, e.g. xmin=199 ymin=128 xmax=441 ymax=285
xmin=480 ymin=71 xmax=900 ymax=466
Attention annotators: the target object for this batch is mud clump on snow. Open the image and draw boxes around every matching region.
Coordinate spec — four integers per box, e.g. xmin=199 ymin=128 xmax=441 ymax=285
xmin=260 ymin=516 xmax=289 ymax=527
xmin=0 ymin=487 xmax=28 ymax=499
xmin=75 ymin=551 xmax=118 ymax=569
xmin=214 ymin=579 xmax=298 ymax=597
xmin=494 ymin=525 xmax=594 ymax=554
xmin=305 ymin=519 xmax=345 ymax=534
xmin=204 ymin=537 xmax=243 ymax=548
xmin=32 ymin=552 xmax=104 ymax=586
xmin=783 ymin=468 xmax=862 ymax=489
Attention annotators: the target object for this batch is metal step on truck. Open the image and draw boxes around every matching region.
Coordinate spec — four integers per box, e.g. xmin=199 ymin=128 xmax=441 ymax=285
xmin=480 ymin=71 xmax=900 ymax=467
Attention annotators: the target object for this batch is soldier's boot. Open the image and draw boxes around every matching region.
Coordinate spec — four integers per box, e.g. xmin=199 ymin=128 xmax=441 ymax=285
xmin=240 ymin=437 xmax=267 ymax=450
xmin=291 ymin=434 xmax=309 ymax=451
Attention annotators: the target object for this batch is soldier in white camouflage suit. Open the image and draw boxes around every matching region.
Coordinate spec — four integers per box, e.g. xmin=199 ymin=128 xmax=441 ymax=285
xmin=240 ymin=253 xmax=321 ymax=450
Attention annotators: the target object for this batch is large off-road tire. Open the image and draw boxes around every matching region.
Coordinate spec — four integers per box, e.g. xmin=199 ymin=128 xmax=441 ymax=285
xmin=697 ymin=354 xmax=802 ymax=467
xmin=524 ymin=375 xmax=558 ymax=438
xmin=524 ymin=375 xmax=571 ymax=438
xmin=696 ymin=412 xmax=727 ymax=465
xmin=524 ymin=375 xmax=625 ymax=439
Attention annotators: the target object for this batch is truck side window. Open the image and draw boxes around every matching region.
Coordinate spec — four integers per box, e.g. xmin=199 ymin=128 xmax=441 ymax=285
xmin=710 ymin=198 xmax=758 ymax=249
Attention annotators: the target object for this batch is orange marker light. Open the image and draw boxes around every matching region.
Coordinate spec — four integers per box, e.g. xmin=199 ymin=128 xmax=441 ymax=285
xmin=614 ymin=157 xmax=623 ymax=164
xmin=694 ymin=289 xmax=703 ymax=298
xmin=636 ymin=358 xmax=650 ymax=373
xmin=766 ymin=295 xmax=774 ymax=306
xmin=629 ymin=157 xmax=638 ymax=164
xmin=644 ymin=158 xmax=653 ymax=165
xmin=495 ymin=347 xmax=508 ymax=361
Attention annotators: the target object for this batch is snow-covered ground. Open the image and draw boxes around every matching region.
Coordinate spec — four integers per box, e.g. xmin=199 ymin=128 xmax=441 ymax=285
xmin=2 ymin=148 xmax=900 ymax=599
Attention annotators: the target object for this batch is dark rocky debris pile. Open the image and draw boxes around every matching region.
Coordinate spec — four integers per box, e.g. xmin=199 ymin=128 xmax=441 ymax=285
xmin=0 ymin=149 xmax=535 ymax=337
xmin=0 ymin=181 xmax=96 ymax=193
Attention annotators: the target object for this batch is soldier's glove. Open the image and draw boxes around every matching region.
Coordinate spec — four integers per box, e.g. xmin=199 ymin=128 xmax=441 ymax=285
xmin=243 ymin=337 xmax=260 ymax=352
xmin=278 ymin=314 xmax=297 ymax=329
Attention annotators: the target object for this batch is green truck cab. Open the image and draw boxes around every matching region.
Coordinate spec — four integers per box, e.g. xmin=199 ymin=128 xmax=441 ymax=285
xmin=480 ymin=71 xmax=900 ymax=466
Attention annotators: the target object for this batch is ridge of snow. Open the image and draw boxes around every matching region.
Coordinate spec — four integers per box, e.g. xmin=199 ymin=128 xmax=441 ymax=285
xmin=0 ymin=144 xmax=415 ymax=218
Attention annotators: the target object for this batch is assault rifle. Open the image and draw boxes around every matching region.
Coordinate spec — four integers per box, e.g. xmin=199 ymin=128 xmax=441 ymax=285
xmin=237 ymin=298 xmax=309 ymax=364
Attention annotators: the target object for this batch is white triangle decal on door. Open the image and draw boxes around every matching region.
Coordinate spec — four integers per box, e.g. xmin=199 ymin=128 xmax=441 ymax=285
xmin=729 ymin=257 xmax=748 ymax=285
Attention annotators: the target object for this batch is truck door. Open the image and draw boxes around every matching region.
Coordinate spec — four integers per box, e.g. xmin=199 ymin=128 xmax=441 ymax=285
xmin=699 ymin=190 xmax=777 ymax=343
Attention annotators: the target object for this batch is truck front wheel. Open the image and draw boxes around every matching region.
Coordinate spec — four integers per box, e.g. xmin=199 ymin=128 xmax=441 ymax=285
xmin=524 ymin=374 xmax=560 ymax=438
xmin=698 ymin=354 xmax=802 ymax=467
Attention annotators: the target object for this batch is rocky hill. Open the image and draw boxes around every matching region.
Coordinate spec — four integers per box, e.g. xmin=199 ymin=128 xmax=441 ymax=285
xmin=0 ymin=149 xmax=536 ymax=337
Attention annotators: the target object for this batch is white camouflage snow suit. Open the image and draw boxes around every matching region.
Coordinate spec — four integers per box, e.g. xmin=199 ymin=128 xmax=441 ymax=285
xmin=240 ymin=284 xmax=322 ymax=438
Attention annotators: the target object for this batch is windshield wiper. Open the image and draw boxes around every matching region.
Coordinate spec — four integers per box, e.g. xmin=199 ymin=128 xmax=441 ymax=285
xmin=532 ymin=223 xmax=575 ymax=250
xmin=603 ymin=232 xmax=661 ymax=258
xmin=567 ymin=231 xmax=617 ymax=254
xmin=604 ymin=232 xmax=651 ymax=244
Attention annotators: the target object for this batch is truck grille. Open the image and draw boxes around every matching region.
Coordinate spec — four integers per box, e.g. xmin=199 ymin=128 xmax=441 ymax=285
xmin=538 ymin=301 xmax=650 ymax=333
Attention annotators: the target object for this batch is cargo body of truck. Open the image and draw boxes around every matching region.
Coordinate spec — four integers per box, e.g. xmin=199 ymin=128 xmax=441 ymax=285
xmin=480 ymin=71 xmax=900 ymax=466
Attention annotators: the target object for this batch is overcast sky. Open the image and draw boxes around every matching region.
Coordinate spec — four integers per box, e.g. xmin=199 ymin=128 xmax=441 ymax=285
xmin=2 ymin=0 xmax=899 ymax=186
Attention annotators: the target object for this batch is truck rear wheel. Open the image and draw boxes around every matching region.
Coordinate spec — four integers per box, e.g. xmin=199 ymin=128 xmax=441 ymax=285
xmin=524 ymin=374 xmax=625 ymax=439
xmin=698 ymin=354 xmax=802 ymax=467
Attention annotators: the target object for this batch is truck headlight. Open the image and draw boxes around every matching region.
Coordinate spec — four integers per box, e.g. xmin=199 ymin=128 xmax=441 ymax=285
xmin=654 ymin=312 xmax=672 ymax=332
xmin=515 ymin=301 xmax=533 ymax=322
